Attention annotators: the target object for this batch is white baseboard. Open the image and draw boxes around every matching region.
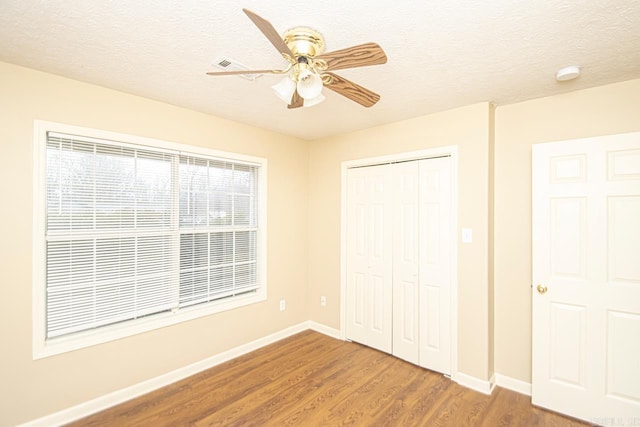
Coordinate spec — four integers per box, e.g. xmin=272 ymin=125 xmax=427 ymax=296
xmin=20 ymin=322 xmax=312 ymax=427
xmin=311 ymin=323 xmax=504 ymax=398
xmin=24 ymin=322 xmax=506 ymax=426
xmin=455 ymin=372 xmax=496 ymax=395
xmin=308 ymin=321 xmax=342 ymax=340
xmin=494 ymin=373 xmax=532 ymax=396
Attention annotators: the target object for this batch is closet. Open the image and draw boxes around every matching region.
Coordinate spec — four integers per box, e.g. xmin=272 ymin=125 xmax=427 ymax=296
xmin=345 ymin=156 xmax=452 ymax=374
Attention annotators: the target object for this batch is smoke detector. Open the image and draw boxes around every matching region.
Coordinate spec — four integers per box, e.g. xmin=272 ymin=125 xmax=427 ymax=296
xmin=556 ymin=66 xmax=581 ymax=82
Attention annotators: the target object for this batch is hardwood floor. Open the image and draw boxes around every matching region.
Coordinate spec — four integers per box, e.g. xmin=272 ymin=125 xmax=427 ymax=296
xmin=68 ymin=330 xmax=589 ymax=426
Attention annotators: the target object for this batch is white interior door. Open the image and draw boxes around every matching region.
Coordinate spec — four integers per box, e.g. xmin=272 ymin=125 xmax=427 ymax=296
xmin=532 ymin=132 xmax=640 ymax=423
xmin=419 ymin=157 xmax=452 ymax=375
xmin=346 ymin=165 xmax=393 ymax=353
xmin=392 ymin=161 xmax=420 ymax=364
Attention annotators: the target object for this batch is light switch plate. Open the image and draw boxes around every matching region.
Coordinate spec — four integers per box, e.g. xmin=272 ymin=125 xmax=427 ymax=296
xmin=462 ymin=228 xmax=473 ymax=243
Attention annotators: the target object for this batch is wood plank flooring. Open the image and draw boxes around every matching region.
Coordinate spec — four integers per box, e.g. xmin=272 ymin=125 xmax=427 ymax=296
xmin=67 ymin=330 xmax=589 ymax=426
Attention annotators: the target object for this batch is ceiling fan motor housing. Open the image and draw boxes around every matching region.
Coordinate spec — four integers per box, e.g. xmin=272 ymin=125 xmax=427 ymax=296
xmin=283 ymin=27 xmax=326 ymax=58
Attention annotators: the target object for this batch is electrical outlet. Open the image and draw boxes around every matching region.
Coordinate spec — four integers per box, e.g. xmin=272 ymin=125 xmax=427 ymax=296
xmin=279 ymin=299 xmax=286 ymax=311
xmin=320 ymin=296 xmax=327 ymax=306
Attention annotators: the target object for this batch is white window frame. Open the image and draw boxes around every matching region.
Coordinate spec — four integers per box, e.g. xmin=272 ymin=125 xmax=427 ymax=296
xmin=32 ymin=120 xmax=267 ymax=359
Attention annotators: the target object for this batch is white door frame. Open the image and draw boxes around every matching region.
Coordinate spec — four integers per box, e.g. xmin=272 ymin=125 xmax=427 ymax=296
xmin=340 ymin=145 xmax=459 ymax=382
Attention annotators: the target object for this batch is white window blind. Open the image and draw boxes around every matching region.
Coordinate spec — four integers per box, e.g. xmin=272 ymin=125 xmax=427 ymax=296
xmin=43 ymin=131 xmax=261 ymax=341
xmin=178 ymin=155 xmax=259 ymax=308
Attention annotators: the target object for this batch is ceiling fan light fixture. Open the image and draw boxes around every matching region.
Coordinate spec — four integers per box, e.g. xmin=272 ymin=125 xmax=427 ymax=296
xmin=303 ymin=93 xmax=325 ymax=108
xmin=207 ymin=9 xmax=387 ymax=109
xmin=272 ymin=75 xmax=296 ymax=103
xmin=297 ymin=69 xmax=324 ymax=100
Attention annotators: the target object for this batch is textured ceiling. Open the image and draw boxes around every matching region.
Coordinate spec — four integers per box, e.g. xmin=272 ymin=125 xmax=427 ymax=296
xmin=1 ymin=0 xmax=639 ymax=140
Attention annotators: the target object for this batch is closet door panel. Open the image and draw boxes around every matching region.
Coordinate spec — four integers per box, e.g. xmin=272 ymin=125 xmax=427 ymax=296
xmin=346 ymin=165 xmax=393 ymax=353
xmin=419 ymin=157 xmax=452 ymax=374
xmin=346 ymin=168 xmax=369 ymax=344
xmin=367 ymin=165 xmax=393 ymax=352
xmin=392 ymin=162 xmax=420 ymax=363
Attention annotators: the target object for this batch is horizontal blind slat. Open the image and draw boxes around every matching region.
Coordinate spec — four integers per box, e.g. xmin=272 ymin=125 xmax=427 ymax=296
xmin=44 ymin=131 xmax=261 ymax=340
xmin=45 ymin=133 xmax=178 ymax=338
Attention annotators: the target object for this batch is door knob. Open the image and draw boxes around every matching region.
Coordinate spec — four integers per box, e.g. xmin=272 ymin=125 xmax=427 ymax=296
xmin=536 ymin=284 xmax=548 ymax=294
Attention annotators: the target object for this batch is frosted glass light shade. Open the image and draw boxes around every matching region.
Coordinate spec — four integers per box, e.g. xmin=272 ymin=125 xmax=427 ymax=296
xmin=271 ymin=76 xmax=296 ymax=103
xmin=297 ymin=70 xmax=323 ymax=100
xmin=303 ymin=93 xmax=325 ymax=108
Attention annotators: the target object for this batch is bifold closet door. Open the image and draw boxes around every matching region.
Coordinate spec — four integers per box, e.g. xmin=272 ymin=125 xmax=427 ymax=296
xmin=418 ymin=157 xmax=452 ymax=375
xmin=391 ymin=157 xmax=452 ymax=371
xmin=392 ymin=161 xmax=420 ymax=364
xmin=345 ymin=164 xmax=393 ymax=353
xmin=345 ymin=157 xmax=452 ymax=374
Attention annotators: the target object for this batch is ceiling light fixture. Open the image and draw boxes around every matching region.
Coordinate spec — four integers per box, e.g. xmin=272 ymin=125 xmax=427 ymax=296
xmin=267 ymin=26 xmax=333 ymax=108
xmin=272 ymin=75 xmax=297 ymax=103
xmin=556 ymin=65 xmax=581 ymax=82
xmin=206 ymin=9 xmax=387 ymax=109
xmin=271 ymin=60 xmax=329 ymax=108
xmin=297 ymin=68 xmax=324 ymax=100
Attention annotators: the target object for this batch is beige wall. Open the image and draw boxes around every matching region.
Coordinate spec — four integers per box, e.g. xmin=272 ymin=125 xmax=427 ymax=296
xmin=308 ymin=102 xmax=493 ymax=381
xmin=4 ymin=56 xmax=639 ymax=425
xmin=493 ymin=78 xmax=640 ymax=382
xmin=0 ymin=62 xmax=309 ymax=426
xmin=488 ymin=104 xmax=495 ymax=378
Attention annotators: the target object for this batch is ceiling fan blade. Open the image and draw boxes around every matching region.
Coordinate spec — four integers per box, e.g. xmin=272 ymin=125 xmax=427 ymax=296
xmin=287 ymin=90 xmax=304 ymax=109
xmin=315 ymin=43 xmax=387 ymax=71
xmin=242 ymin=8 xmax=294 ymax=59
xmin=323 ymin=72 xmax=381 ymax=107
xmin=206 ymin=69 xmax=284 ymax=76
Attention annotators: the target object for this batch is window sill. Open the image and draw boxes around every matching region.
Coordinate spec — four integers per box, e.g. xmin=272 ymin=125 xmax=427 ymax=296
xmin=33 ymin=291 xmax=266 ymax=360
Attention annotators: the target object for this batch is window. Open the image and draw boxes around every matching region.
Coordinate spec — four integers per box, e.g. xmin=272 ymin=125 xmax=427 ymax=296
xmin=33 ymin=121 xmax=267 ymax=358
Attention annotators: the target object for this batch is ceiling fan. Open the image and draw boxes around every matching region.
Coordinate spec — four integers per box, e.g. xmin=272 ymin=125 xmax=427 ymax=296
xmin=206 ymin=9 xmax=387 ymax=109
